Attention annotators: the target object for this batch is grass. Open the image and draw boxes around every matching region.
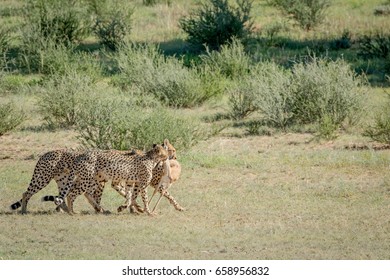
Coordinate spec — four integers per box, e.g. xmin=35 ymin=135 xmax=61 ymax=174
xmin=1 ymin=131 xmax=389 ymax=259
xmin=0 ymin=0 xmax=389 ymax=260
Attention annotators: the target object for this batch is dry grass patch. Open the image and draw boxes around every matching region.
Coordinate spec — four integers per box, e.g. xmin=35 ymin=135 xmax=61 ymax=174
xmin=1 ymin=134 xmax=389 ymax=259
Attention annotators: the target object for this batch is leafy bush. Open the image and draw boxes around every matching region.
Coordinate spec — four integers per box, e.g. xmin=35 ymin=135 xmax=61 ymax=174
xmin=0 ymin=102 xmax=25 ymax=136
xmin=179 ymin=0 xmax=253 ymax=50
xmin=142 ymin=0 xmax=157 ymax=6
xmin=23 ymin=0 xmax=89 ymax=46
xmin=89 ymin=0 xmax=133 ymax=51
xmin=374 ymin=5 xmax=390 ymax=16
xmin=20 ymin=37 xmax=102 ymax=76
xmin=365 ymin=93 xmax=390 ymax=144
xmin=229 ymin=62 xmax=294 ymax=127
xmin=200 ymin=38 xmax=251 ymax=79
xmin=269 ymin=0 xmax=331 ymax=31
xmin=228 ymin=80 xmax=258 ymax=120
xmin=37 ymin=72 xmax=95 ymax=128
xmin=330 ymin=30 xmax=352 ymax=50
xmin=76 ymin=97 xmax=207 ymax=150
xmin=228 ymin=58 xmax=366 ymax=136
xmin=114 ymin=44 xmax=221 ymax=107
xmin=20 ymin=1 xmax=92 ymax=73
xmin=291 ymin=58 xmax=366 ymax=128
xmin=358 ymin=32 xmax=390 ymax=59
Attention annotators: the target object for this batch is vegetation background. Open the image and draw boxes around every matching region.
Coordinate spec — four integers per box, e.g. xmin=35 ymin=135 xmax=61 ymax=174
xmin=0 ymin=0 xmax=389 ymax=259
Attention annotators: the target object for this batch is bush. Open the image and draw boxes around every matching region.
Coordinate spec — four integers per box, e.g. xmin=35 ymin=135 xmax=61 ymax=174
xmin=21 ymin=42 xmax=102 ymax=77
xmin=200 ymin=38 xmax=251 ymax=79
xmin=374 ymin=5 xmax=390 ymax=16
xmin=228 ymin=58 xmax=366 ymax=136
xmin=229 ymin=62 xmax=294 ymax=127
xmin=20 ymin=0 xmax=93 ymax=73
xmin=365 ymin=93 xmax=390 ymax=144
xmin=76 ymin=97 xmax=207 ymax=150
xmin=89 ymin=0 xmax=133 ymax=51
xmin=228 ymin=80 xmax=258 ymax=120
xmin=179 ymin=0 xmax=253 ymax=50
xmin=269 ymin=0 xmax=331 ymax=31
xmin=291 ymin=58 xmax=366 ymax=128
xmin=358 ymin=32 xmax=390 ymax=59
xmin=0 ymin=102 xmax=25 ymax=136
xmin=37 ymin=72 xmax=95 ymax=128
xmin=114 ymin=44 xmax=221 ymax=107
xmin=23 ymin=0 xmax=89 ymax=46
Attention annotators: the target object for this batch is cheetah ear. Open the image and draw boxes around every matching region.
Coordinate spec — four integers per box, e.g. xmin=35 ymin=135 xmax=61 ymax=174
xmin=153 ymin=144 xmax=157 ymax=148
xmin=163 ymin=139 xmax=170 ymax=146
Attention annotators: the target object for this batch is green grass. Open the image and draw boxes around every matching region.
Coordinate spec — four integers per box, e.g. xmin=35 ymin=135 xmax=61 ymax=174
xmin=1 ymin=134 xmax=389 ymax=259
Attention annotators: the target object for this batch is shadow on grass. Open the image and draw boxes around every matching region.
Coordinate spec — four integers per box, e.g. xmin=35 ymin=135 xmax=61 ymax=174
xmin=0 ymin=210 xmax=117 ymax=216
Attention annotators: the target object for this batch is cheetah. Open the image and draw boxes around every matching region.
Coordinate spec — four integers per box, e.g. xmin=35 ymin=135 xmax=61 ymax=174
xmin=43 ymin=139 xmax=184 ymax=214
xmin=10 ymin=148 xmax=138 ymax=214
xmin=55 ymin=144 xmax=169 ymax=215
xmin=9 ymin=149 xmax=84 ymax=214
xmin=92 ymin=155 xmax=184 ymax=214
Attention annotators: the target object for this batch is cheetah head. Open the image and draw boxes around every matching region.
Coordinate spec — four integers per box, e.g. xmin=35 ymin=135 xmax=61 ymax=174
xmin=163 ymin=139 xmax=177 ymax=160
xmin=150 ymin=144 xmax=169 ymax=162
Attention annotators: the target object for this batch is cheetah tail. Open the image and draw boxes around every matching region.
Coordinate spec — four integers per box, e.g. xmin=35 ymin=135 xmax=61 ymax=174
xmin=10 ymin=200 xmax=22 ymax=210
xmin=41 ymin=195 xmax=56 ymax=202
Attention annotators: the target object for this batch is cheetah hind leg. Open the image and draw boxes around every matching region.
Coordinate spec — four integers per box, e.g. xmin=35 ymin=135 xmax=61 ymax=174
xmin=56 ymin=202 xmax=69 ymax=213
xmin=84 ymin=192 xmax=107 ymax=214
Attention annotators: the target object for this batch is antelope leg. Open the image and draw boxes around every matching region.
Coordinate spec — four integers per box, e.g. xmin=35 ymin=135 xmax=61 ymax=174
xmin=152 ymin=193 xmax=164 ymax=213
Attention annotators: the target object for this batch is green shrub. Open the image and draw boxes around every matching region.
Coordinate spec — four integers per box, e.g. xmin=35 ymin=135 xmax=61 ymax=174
xmin=20 ymin=0 xmax=93 ymax=73
xmin=75 ymin=95 xmax=135 ymax=150
xmin=229 ymin=62 xmax=294 ymax=127
xmin=200 ymin=38 xmax=251 ymax=79
xmin=0 ymin=102 xmax=25 ymax=136
xmin=23 ymin=0 xmax=89 ymax=46
xmin=179 ymin=0 xmax=253 ymax=50
xmin=374 ymin=5 xmax=390 ymax=16
xmin=76 ymin=97 xmax=207 ymax=150
xmin=20 ymin=39 xmax=102 ymax=77
xmin=228 ymin=78 xmax=258 ymax=120
xmin=358 ymin=32 xmax=390 ymax=59
xmin=228 ymin=58 xmax=366 ymax=136
xmin=90 ymin=0 xmax=133 ymax=51
xmin=114 ymin=44 xmax=221 ymax=107
xmin=251 ymin=63 xmax=295 ymax=128
xmin=142 ymin=0 xmax=157 ymax=6
xmin=364 ymin=93 xmax=390 ymax=144
xmin=269 ymin=0 xmax=331 ymax=31
xmin=37 ymin=72 xmax=95 ymax=128
xmin=330 ymin=30 xmax=352 ymax=50
xmin=291 ymin=58 xmax=366 ymax=128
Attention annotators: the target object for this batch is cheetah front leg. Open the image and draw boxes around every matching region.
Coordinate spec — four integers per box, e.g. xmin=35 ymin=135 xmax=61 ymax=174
xmin=117 ymin=183 xmax=133 ymax=213
xmin=140 ymin=186 xmax=154 ymax=216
